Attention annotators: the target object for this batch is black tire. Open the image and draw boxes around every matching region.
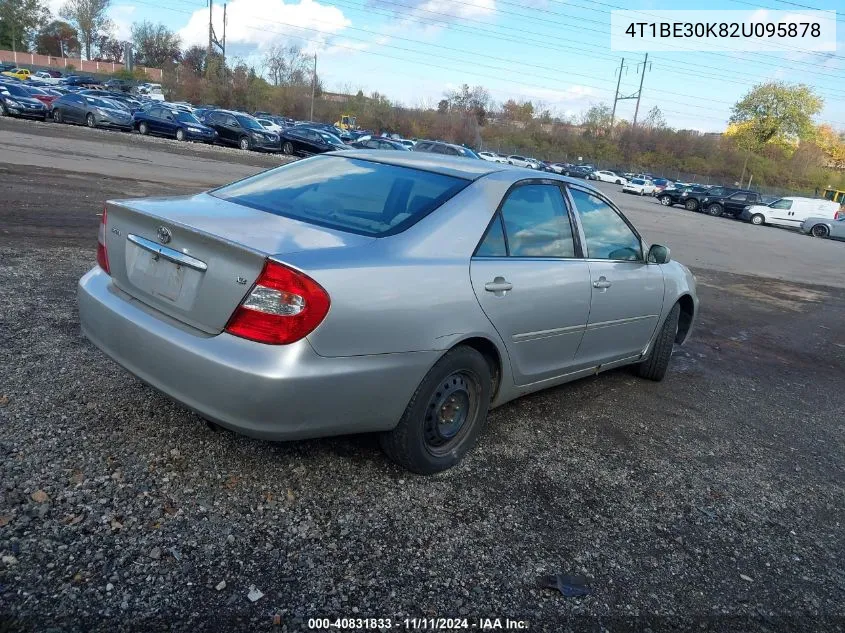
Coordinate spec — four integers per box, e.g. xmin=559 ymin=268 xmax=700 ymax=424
xmin=176 ymin=127 xmax=186 ymax=141
xmin=239 ymin=136 xmax=251 ymax=151
xmin=810 ymin=224 xmax=830 ymax=238
xmin=750 ymin=213 xmax=765 ymax=226
xmin=616 ymin=179 xmax=622 ymax=184
xmin=282 ymin=141 xmax=294 ymax=155
xmin=53 ymin=108 xmax=62 ymax=123
xmin=637 ymin=303 xmax=680 ymax=382
xmin=0 ymin=102 xmax=7 ymax=116
xmin=706 ymin=203 xmax=723 ymax=217
xmin=659 ymin=195 xmax=672 ymax=206
xmin=86 ymin=113 xmax=95 ymax=128
xmin=138 ymin=121 xmax=148 ymax=135
xmin=380 ymin=346 xmax=492 ymax=474
xmin=684 ymin=199 xmax=698 ymax=211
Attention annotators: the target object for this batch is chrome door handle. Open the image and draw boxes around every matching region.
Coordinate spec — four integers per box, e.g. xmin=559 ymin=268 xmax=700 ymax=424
xmin=484 ymin=277 xmax=513 ymax=294
xmin=593 ymin=276 xmax=612 ymax=289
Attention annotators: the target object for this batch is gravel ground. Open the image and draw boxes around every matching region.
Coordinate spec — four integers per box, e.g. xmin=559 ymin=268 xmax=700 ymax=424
xmin=1 ymin=142 xmax=845 ymax=632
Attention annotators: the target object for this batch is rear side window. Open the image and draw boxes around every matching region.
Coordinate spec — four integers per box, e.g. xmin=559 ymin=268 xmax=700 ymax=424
xmin=212 ymin=156 xmax=470 ymax=237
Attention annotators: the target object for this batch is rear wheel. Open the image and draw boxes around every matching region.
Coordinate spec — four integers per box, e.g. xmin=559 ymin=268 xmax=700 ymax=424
xmin=810 ymin=224 xmax=830 ymax=238
xmin=86 ymin=113 xmax=95 ymax=128
xmin=176 ymin=127 xmax=186 ymax=141
xmin=282 ymin=141 xmax=294 ymax=155
xmin=706 ymin=203 xmax=723 ymax=217
xmin=750 ymin=213 xmax=765 ymax=226
xmin=380 ymin=346 xmax=492 ymax=474
xmin=53 ymin=108 xmax=62 ymax=123
xmin=684 ymin=199 xmax=698 ymax=211
xmin=616 ymin=179 xmax=622 ymax=184
xmin=138 ymin=121 xmax=148 ymax=135
xmin=637 ymin=303 xmax=680 ymax=382
xmin=239 ymin=136 xmax=251 ymax=151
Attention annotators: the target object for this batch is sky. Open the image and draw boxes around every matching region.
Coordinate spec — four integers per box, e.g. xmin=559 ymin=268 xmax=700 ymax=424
xmin=53 ymin=0 xmax=845 ymax=132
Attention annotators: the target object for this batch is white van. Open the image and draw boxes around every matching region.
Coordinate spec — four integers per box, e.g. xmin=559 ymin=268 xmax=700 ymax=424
xmin=744 ymin=197 xmax=841 ymax=228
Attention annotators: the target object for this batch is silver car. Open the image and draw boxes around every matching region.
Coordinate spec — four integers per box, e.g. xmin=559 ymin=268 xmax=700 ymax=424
xmin=800 ymin=215 xmax=845 ymax=240
xmin=77 ymin=152 xmax=699 ymax=473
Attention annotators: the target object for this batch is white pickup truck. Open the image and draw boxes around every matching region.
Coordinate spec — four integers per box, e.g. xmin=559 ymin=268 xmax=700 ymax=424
xmin=32 ymin=71 xmax=63 ymax=85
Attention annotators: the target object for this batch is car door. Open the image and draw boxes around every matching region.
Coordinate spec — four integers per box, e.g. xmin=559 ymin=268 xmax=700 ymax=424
xmin=567 ymin=186 xmax=665 ymax=366
xmin=723 ymin=192 xmax=752 ymax=217
xmin=470 ymin=182 xmax=592 ymax=385
xmin=67 ymin=94 xmax=85 ymax=122
xmin=766 ymin=198 xmax=793 ymax=226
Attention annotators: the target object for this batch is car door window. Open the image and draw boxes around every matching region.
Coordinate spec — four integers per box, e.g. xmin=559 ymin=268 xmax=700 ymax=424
xmin=569 ymin=188 xmax=642 ymax=261
xmin=729 ymin=193 xmax=749 ymax=202
xmin=769 ymin=198 xmax=792 ymax=209
xmin=475 ymin=216 xmax=508 ymax=257
xmin=225 ymin=115 xmax=239 ymax=127
xmin=497 ymin=184 xmax=576 ymax=258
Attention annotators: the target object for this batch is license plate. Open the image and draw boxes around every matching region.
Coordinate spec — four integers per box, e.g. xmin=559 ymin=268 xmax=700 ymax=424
xmin=134 ymin=250 xmax=185 ymax=302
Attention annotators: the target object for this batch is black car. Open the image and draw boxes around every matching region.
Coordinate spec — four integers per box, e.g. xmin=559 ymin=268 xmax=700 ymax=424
xmin=697 ymin=189 xmax=764 ymax=217
xmin=413 ymin=140 xmax=480 ymax=158
xmin=133 ymin=105 xmax=217 ymax=143
xmin=348 ymin=137 xmax=410 ymax=151
xmin=0 ymin=82 xmax=49 ymax=119
xmin=51 ymin=93 xmax=133 ymax=129
xmin=104 ymin=79 xmax=133 ymax=92
xmin=655 ymin=185 xmax=713 ymax=210
xmin=60 ymin=75 xmax=100 ymax=87
xmin=203 ymin=109 xmax=279 ymax=151
xmin=279 ymin=126 xmax=349 ymax=156
xmin=564 ymin=165 xmax=593 ymax=179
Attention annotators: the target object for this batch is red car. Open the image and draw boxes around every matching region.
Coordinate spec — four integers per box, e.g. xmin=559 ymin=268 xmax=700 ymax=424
xmin=25 ymin=85 xmax=59 ymax=106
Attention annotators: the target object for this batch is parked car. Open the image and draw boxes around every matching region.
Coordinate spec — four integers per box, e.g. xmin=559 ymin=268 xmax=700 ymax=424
xmin=697 ymin=190 xmax=762 ymax=217
xmin=622 ymin=178 xmax=656 ymax=195
xmin=348 ymin=137 xmax=410 ymax=151
xmin=565 ymin=165 xmax=592 ymax=179
xmin=478 ymin=151 xmax=506 ymax=163
xmin=800 ymin=213 xmax=845 ymax=240
xmin=656 ymin=185 xmax=711 ymax=209
xmin=591 ymin=170 xmax=627 ymax=184
xmin=547 ymin=163 xmax=569 ymax=174
xmin=133 ymin=105 xmax=217 ymax=143
xmin=203 ymin=109 xmax=279 ymax=151
xmin=1 ymin=68 xmax=31 ymax=81
xmin=77 ymin=152 xmax=698 ymax=474
xmin=0 ymin=82 xmax=49 ymax=119
xmin=256 ymin=117 xmax=284 ymax=134
xmin=104 ymin=78 xmax=133 ymax=92
xmin=136 ymin=83 xmax=165 ymax=101
xmin=506 ymin=155 xmax=534 ymax=168
xmin=60 ymin=75 xmax=100 ymax=87
xmin=398 ymin=139 xmax=415 ymax=149
xmin=21 ymin=84 xmax=59 ymax=107
xmin=742 ymin=197 xmax=841 ymax=228
xmin=279 ymin=126 xmax=349 ymax=155
xmin=32 ymin=71 xmax=63 ymax=84
xmin=413 ymin=140 xmax=480 ymax=158
xmin=51 ymin=93 xmax=133 ymax=129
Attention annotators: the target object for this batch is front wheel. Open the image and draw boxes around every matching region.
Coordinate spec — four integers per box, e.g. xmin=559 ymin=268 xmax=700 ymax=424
xmin=380 ymin=346 xmax=492 ymax=474
xmin=176 ymin=127 xmax=186 ymax=141
xmin=53 ymin=108 xmax=62 ymax=123
xmin=706 ymin=203 xmax=723 ymax=217
xmin=239 ymin=136 xmax=251 ymax=151
xmin=684 ymin=199 xmax=698 ymax=211
xmin=138 ymin=121 xmax=148 ymax=135
xmin=659 ymin=195 xmax=672 ymax=206
xmin=86 ymin=113 xmax=95 ymax=128
xmin=750 ymin=213 xmax=765 ymax=226
xmin=282 ymin=141 xmax=294 ymax=155
xmin=810 ymin=224 xmax=830 ymax=238
xmin=637 ymin=303 xmax=680 ymax=382
xmin=616 ymin=180 xmax=622 ymax=184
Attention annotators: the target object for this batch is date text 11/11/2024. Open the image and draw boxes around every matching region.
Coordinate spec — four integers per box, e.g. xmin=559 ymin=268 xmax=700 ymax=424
xmin=306 ymin=617 xmax=530 ymax=630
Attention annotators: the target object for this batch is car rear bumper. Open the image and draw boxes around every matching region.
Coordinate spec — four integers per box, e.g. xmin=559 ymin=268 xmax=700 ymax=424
xmin=77 ymin=268 xmax=438 ymax=441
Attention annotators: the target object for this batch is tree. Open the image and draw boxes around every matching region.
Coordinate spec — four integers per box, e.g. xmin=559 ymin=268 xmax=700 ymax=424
xmin=643 ymin=106 xmax=667 ymax=130
xmin=181 ymin=45 xmax=207 ymax=75
xmin=94 ymin=34 xmax=123 ymax=61
xmin=35 ymin=19 xmax=80 ymax=57
xmin=581 ymin=103 xmax=613 ymax=137
xmin=131 ymin=21 xmax=181 ymax=67
xmin=729 ymin=82 xmax=823 ymax=147
xmin=263 ymin=44 xmax=310 ymax=86
xmin=443 ymin=84 xmax=489 ymax=125
xmin=0 ymin=0 xmax=49 ymax=52
xmin=60 ymin=0 xmax=112 ymax=60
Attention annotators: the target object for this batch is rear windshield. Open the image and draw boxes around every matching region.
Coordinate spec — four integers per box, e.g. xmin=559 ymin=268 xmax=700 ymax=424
xmin=211 ymin=156 xmax=470 ymax=237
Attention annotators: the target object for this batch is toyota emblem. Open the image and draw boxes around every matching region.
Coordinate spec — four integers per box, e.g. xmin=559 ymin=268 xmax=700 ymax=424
xmin=157 ymin=226 xmax=172 ymax=244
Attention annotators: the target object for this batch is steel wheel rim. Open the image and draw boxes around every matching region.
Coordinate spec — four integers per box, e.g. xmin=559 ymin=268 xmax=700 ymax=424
xmin=661 ymin=197 xmax=670 ymax=205
xmin=752 ymin=216 xmax=762 ymax=225
xmin=423 ymin=370 xmax=480 ymax=456
xmin=240 ymin=138 xmax=249 ymax=150
xmin=177 ymin=129 xmax=184 ymax=140
xmin=87 ymin=114 xmax=94 ymax=127
xmin=812 ymin=225 xmax=828 ymax=237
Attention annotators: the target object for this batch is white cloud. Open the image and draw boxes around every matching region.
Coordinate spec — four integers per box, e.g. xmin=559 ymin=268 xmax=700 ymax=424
xmin=178 ymin=0 xmax=350 ymax=51
xmin=109 ymin=5 xmax=136 ymax=41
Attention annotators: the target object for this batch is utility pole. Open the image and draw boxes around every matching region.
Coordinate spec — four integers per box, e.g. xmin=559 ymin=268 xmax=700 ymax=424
xmin=609 ymin=57 xmax=626 ymax=134
xmin=310 ymin=54 xmax=317 ymax=121
xmin=207 ymin=0 xmax=214 ymax=59
xmin=222 ymin=4 xmax=227 ymax=63
xmin=632 ymin=52 xmax=650 ymax=128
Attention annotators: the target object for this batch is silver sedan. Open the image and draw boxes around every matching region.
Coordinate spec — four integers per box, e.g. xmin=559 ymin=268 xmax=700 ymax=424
xmin=77 ymin=151 xmax=699 ymax=473
xmin=801 ymin=215 xmax=845 ymax=241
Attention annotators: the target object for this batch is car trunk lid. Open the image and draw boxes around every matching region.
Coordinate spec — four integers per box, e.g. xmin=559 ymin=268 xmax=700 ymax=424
xmin=103 ymin=192 xmax=374 ymax=334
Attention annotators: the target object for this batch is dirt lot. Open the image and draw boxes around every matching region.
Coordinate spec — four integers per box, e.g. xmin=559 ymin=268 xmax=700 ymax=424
xmin=1 ymin=119 xmax=844 ymax=632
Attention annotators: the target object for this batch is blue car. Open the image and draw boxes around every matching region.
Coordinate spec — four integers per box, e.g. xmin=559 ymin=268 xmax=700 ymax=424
xmin=133 ymin=105 xmax=217 ymax=143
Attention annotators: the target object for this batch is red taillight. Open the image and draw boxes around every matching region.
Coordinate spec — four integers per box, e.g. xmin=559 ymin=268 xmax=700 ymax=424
xmin=96 ymin=207 xmax=110 ymax=274
xmin=225 ymin=260 xmax=330 ymax=345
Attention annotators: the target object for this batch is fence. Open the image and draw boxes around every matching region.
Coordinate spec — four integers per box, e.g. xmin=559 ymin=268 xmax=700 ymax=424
xmin=0 ymin=49 xmax=162 ymax=80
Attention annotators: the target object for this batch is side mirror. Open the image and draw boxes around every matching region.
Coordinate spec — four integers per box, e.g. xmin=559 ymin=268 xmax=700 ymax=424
xmin=647 ymin=244 xmax=671 ymax=264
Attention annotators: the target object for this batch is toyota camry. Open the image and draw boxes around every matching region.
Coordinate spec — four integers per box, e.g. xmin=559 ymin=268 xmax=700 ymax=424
xmin=77 ymin=152 xmax=698 ymax=474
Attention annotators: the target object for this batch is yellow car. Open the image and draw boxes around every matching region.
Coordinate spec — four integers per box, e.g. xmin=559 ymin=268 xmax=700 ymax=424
xmin=1 ymin=68 xmax=31 ymax=80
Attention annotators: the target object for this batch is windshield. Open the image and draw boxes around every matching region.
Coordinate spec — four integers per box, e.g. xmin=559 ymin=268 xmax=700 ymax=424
xmin=212 ymin=156 xmax=470 ymax=237
xmin=317 ymin=131 xmax=345 ymax=146
xmin=632 ymin=178 xmax=645 ymax=185
xmin=236 ymin=115 xmax=263 ymax=131
xmin=175 ymin=111 xmax=200 ymax=124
